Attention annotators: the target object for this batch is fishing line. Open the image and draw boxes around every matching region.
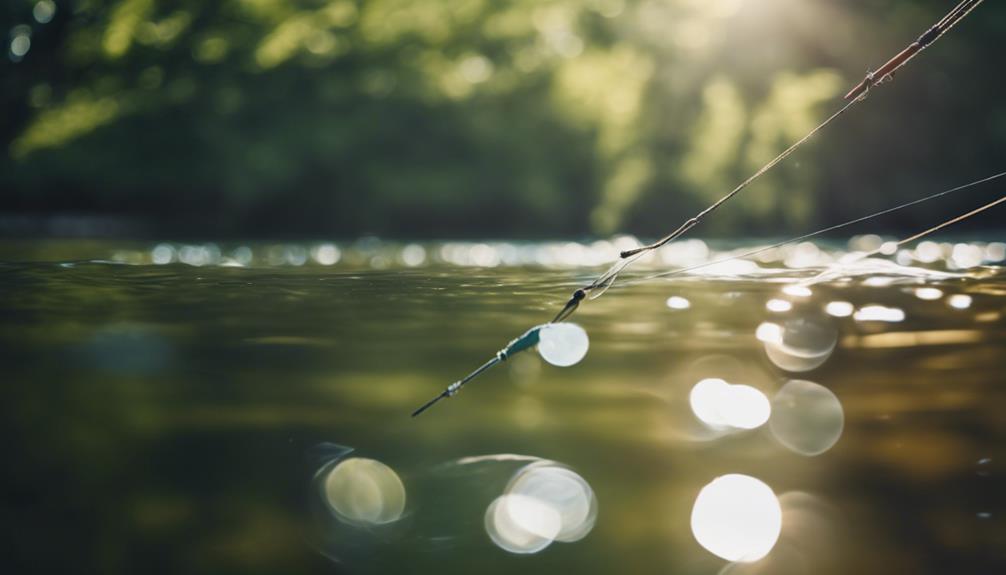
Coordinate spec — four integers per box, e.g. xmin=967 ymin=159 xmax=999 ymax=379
xmin=796 ymin=187 xmax=1006 ymax=288
xmin=617 ymin=98 xmax=860 ymax=261
xmin=885 ymin=194 xmax=1006 ymax=249
xmin=581 ymin=99 xmax=860 ymax=301
xmin=615 ymin=170 xmax=1006 ymax=287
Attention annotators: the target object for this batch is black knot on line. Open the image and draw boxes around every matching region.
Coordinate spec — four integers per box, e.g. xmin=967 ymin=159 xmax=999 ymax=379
xmin=573 ymin=288 xmax=586 ymax=301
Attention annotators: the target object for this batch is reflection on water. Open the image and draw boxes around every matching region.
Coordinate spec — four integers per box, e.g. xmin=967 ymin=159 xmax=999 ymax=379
xmin=691 ymin=474 xmax=782 ymax=562
xmin=824 ymin=300 xmax=855 ymax=317
xmin=853 ymin=304 xmax=906 ymax=323
xmin=765 ymin=298 xmax=793 ymax=313
xmin=758 ymin=314 xmax=838 ymax=373
xmin=485 ymin=494 xmax=561 ymax=553
xmin=666 ymin=295 xmax=692 ymax=310
xmin=782 ymin=285 xmax=813 ymax=298
xmin=537 ymin=323 xmax=590 ymax=367
xmin=1 ymin=238 xmax=1005 ymax=574
xmin=487 ymin=462 xmax=597 ymax=553
xmin=718 ymin=491 xmax=840 ymax=575
xmin=769 ymin=381 xmax=845 ymax=456
xmin=310 ymin=449 xmax=597 ymax=559
xmin=321 ymin=457 xmax=407 ymax=526
xmin=690 ymin=378 xmax=771 ymax=431
xmin=914 ymin=287 xmax=944 ymax=301
xmin=948 ymin=294 xmax=973 ymax=310
xmin=3 ymin=235 xmax=1003 ymax=271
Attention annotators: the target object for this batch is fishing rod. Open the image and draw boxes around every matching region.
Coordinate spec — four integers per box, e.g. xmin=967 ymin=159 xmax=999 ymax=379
xmin=412 ymin=325 xmax=543 ymax=417
xmin=412 ymin=0 xmax=989 ymax=417
xmin=550 ymin=0 xmax=988 ymax=320
xmin=603 ymin=0 xmax=987 ymax=275
xmin=843 ymin=0 xmax=985 ymax=101
xmin=412 ymin=170 xmax=1005 ymax=417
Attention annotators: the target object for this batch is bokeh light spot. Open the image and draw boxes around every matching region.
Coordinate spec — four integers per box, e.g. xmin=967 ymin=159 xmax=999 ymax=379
xmin=323 ymin=458 xmax=406 ymax=526
xmin=690 ymin=378 xmax=771 ymax=431
xmin=34 ymin=1 xmax=57 ymax=24
xmin=947 ymin=294 xmax=972 ymax=310
xmin=782 ymin=285 xmax=812 ymax=298
xmin=853 ymin=305 xmax=905 ymax=323
xmin=485 ymin=494 xmax=560 ymax=554
xmin=761 ymin=315 xmax=837 ymax=372
xmin=538 ymin=323 xmax=589 ymax=367
xmin=666 ymin=295 xmax=691 ymax=310
xmin=769 ymin=380 xmax=844 ymax=456
xmin=765 ymin=299 xmax=792 ymax=313
xmin=485 ymin=463 xmax=597 ymax=554
xmin=691 ymin=474 xmax=782 ymax=562
xmin=914 ymin=287 xmax=943 ymax=300
xmin=824 ymin=301 xmax=854 ymax=317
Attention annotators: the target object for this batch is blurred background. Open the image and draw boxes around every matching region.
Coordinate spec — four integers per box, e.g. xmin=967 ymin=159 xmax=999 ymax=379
xmin=1 ymin=0 xmax=1003 ymax=240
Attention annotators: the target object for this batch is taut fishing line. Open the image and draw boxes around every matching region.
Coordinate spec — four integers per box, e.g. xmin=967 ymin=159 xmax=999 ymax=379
xmin=623 ymin=170 xmax=1006 ymax=287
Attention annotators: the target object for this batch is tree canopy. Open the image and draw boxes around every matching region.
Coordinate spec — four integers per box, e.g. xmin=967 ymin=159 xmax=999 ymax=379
xmin=3 ymin=0 xmax=1003 ymax=238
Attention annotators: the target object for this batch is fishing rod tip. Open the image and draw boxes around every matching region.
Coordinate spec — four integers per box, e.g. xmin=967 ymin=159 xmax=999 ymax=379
xmin=411 ymin=391 xmax=448 ymax=417
xmin=410 ymin=403 xmax=433 ymax=418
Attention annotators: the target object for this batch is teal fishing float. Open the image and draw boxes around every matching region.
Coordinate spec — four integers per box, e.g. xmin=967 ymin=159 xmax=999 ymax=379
xmin=411 ymin=322 xmax=589 ymax=417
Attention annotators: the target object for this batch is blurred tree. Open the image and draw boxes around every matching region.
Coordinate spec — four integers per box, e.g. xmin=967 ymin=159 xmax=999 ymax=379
xmin=1 ymin=0 xmax=1003 ymax=238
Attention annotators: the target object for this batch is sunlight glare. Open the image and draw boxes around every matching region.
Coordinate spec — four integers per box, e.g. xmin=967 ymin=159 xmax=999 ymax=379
xmin=769 ymin=380 xmax=844 ymax=456
xmin=755 ymin=322 xmax=783 ymax=344
xmin=914 ymin=287 xmax=943 ymax=300
xmin=666 ymin=295 xmax=691 ymax=310
xmin=323 ymin=458 xmax=406 ymax=526
xmin=151 ymin=243 xmax=175 ymax=264
xmin=486 ymin=463 xmax=597 ymax=554
xmin=765 ymin=299 xmax=792 ymax=313
xmin=948 ymin=294 xmax=972 ymax=310
xmin=538 ymin=323 xmax=589 ymax=367
xmin=853 ymin=305 xmax=905 ymax=323
xmin=782 ymin=285 xmax=812 ymax=298
xmin=401 ymin=243 xmax=426 ymax=267
xmin=761 ymin=315 xmax=837 ymax=372
xmin=311 ymin=243 xmax=341 ymax=265
xmin=485 ymin=494 xmax=562 ymax=554
xmin=690 ymin=378 xmax=771 ymax=431
xmin=506 ymin=465 xmax=597 ymax=543
xmin=691 ymin=474 xmax=782 ymax=562
xmin=824 ymin=301 xmax=854 ymax=317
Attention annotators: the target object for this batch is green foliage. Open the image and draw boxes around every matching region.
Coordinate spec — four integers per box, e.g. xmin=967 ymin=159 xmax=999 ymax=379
xmin=2 ymin=0 xmax=1003 ymax=237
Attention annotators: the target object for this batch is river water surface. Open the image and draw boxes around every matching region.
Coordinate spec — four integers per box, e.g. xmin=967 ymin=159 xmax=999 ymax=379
xmin=1 ymin=238 xmax=1004 ymax=575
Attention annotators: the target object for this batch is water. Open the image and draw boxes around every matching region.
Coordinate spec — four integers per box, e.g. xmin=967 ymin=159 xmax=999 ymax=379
xmin=2 ymin=238 xmax=1005 ymax=575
